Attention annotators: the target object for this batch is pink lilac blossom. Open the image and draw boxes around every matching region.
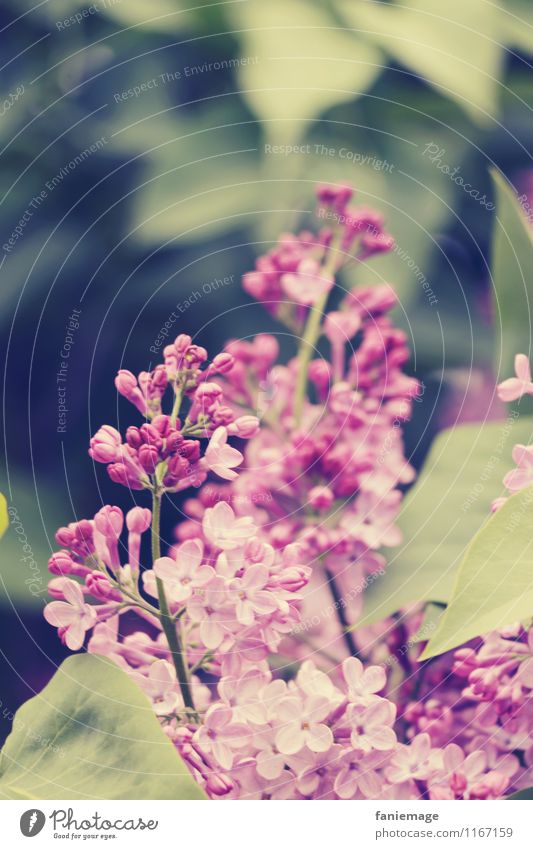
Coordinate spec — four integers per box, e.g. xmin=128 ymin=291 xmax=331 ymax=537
xmin=42 ymin=183 xmax=533 ymax=801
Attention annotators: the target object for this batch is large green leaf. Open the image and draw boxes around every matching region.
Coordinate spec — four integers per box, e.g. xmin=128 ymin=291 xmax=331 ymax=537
xmin=0 ymin=655 xmax=205 ymax=800
xmin=490 ymin=168 xmax=533 ymax=386
xmin=230 ymin=0 xmax=382 ymax=143
xmin=420 ymin=486 xmax=533 ymax=659
xmin=356 ymin=418 xmax=533 ymax=628
xmin=339 ymin=0 xmax=502 ymax=124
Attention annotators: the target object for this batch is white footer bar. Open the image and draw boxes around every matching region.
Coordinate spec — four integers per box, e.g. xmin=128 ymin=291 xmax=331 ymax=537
xmin=2 ymin=799 xmax=531 ymax=849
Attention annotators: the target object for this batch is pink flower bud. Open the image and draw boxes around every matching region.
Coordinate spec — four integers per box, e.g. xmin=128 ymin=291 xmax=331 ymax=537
xmin=210 ymin=352 xmax=235 ymax=374
xmin=55 ymin=526 xmax=75 ymax=548
xmin=115 ymin=370 xmax=147 ymax=415
xmin=186 ymin=345 xmax=208 ymax=367
xmin=173 ymin=334 xmax=192 ymax=353
xmin=316 ymin=183 xmax=353 ymax=210
xmin=94 ymin=506 xmax=124 ymax=540
xmin=139 ymin=423 xmax=162 ymax=447
xmin=48 ymin=550 xmax=76 ymax=576
xmin=308 ymin=485 xmax=334 ymax=511
xmin=211 ymin=406 xmax=236 ymax=427
xmin=359 ymin=231 xmax=395 ymax=258
xmin=242 ymin=271 xmax=269 ymax=300
xmin=227 ymin=416 xmax=260 ymax=439
xmin=89 ymin=425 xmax=122 ymax=463
xmin=108 ymin=463 xmax=145 ymax=490
xmin=194 ymin=382 xmax=223 ymax=404
xmin=126 ymin=426 xmax=142 ymax=449
xmin=179 ymin=440 xmax=201 ymax=461
xmin=126 ymin=506 xmax=152 ymax=534
xmin=308 ymin=360 xmax=331 ymax=395
xmin=86 ymin=571 xmax=121 ymax=601
xmin=253 ymin=334 xmax=279 ymax=365
xmin=138 ymin=444 xmax=160 ymax=474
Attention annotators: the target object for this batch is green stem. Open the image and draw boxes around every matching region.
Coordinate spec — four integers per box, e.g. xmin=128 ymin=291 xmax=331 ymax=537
xmin=293 ymin=290 xmax=330 ymax=426
xmin=170 ymin=382 xmax=185 ymax=428
xmin=151 ymin=492 xmax=196 ymax=715
xmin=293 ymin=236 xmax=342 ymax=426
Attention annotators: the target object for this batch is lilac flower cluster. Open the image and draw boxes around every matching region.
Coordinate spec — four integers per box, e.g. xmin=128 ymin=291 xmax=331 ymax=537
xmin=42 ymin=184 xmax=533 ymax=799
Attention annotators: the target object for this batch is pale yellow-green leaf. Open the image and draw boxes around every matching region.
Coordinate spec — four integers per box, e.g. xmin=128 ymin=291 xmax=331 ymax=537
xmin=0 ymin=655 xmax=206 ymax=799
xmin=338 ymin=0 xmax=502 ymax=123
xmin=230 ymin=0 xmax=383 ymax=142
xmin=420 ymin=486 xmax=533 ymax=659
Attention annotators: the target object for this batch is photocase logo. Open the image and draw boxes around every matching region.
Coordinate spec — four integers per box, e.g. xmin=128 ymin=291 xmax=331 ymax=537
xmin=20 ymin=809 xmax=46 ymax=837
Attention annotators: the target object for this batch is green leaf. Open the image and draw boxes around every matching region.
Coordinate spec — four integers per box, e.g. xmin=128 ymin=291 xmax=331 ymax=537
xmin=502 ymin=1 xmax=533 ymax=53
xmin=507 ymin=786 xmax=533 ymax=799
xmin=339 ymin=0 xmax=502 ymax=124
xmin=357 ymin=417 xmax=533 ymax=628
xmin=0 ymin=494 xmax=7 ymax=539
xmin=420 ymin=486 xmax=533 ymax=659
xmin=230 ymin=0 xmax=382 ymax=143
xmin=490 ymin=168 xmax=533 ymax=386
xmin=0 ymin=655 xmax=206 ymax=800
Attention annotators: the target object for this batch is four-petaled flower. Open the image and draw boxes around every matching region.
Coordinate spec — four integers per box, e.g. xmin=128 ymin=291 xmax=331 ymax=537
xmin=205 ymin=426 xmax=244 ymax=480
xmin=275 ymin=696 xmax=334 ymax=755
xmin=193 ymin=706 xmax=250 ymax=769
xmin=43 ymin=578 xmax=97 ymax=650
xmin=152 ymin=539 xmax=214 ymax=604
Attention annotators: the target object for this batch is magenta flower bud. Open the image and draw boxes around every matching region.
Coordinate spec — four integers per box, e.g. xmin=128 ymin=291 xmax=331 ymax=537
xmin=359 ymin=231 xmax=395 ymax=258
xmin=139 ymin=423 xmax=162 ymax=447
xmin=94 ymin=505 xmax=124 ymax=540
xmin=186 ymin=345 xmax=208 ymax=367
xmin=138 ymin=444 xmax=160 ymax=474
xmin=210 ymin=352 xmax=235 ymax=374
xmin=308 ymin=485 xmax=334 ymax=511
xmin=55 ymin=526 xmax=75 ymax=548
xmin=165 ymin=430 xmax=184 ymax=454
xmin=253 ymin=334 xmax=279 ymax=365
xmin=48 ymin=550 xmax=76 ymax=575
xmin=316 ymin=183 xmax=353 ymax=209
xmin=324 ymin=311 xmax=361 ymax=344
xmin=205 ymin=773 xmax=234 ymax=796
xmin=86 ymin=571 xmax=121 ymax=601
xmin=126 ymin=426 xmax=142 ymax=449
xmin=179 ymin=440 xmax=201 ymax=461
xmin=211 ymin=406 xmax=235 ymax=427
xmin=151 ymin=364 xmax=168 ymax=391
xmin=126 ymin=506 xmax=151 ymax=534
xmin=108 ymin=463 xmax=145 ymax=490
xmin=151 ymin=414 xmax=172 ymax=436
xmin=308 ymin=359 xmax=332 ymax=395
xmin=227 ymin=415 xmax=260 ymax=439
xmin=164 ymin=454 xmax=189 ymax=484
xmin=194 ymin=382 xmax=223 ymax=404
xmin=115 ymin=369 xmax=148 ymax=415
xmin=89 ymin=425 xmax=122 ymax=463
xmin=173 ymin=334 xmax=193 ymax=354
xmin=242 ymin=271 xmax=269 ymax=300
